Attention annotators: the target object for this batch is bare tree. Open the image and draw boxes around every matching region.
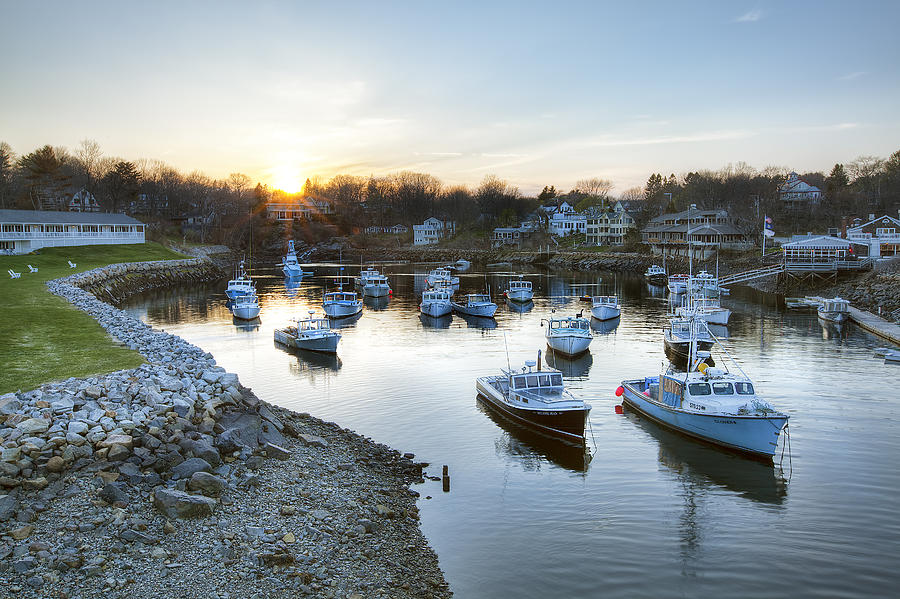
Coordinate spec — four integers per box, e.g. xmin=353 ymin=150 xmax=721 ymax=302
xmin=574 ymin=177 xmax=613 ymax=198
xmin=228 ymin=172 xmax=252 ymax=212
xmin=0 ymin=142 xmax=15 ymax=208
xmin=73 ymin=139 xmax=103 ymax=191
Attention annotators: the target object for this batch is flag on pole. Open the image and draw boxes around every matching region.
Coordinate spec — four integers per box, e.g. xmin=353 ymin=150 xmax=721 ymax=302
xmin=763 ymin=215 xmax=775 ymax=237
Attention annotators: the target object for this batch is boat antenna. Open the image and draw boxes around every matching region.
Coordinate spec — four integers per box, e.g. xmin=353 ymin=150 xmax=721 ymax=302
xmin=503 ymin=332 xmax=511 ymax=371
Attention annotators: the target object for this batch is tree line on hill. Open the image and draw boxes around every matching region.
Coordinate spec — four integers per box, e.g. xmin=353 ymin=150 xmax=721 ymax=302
xmin=1 ymin=138 xmax=898 ymax=246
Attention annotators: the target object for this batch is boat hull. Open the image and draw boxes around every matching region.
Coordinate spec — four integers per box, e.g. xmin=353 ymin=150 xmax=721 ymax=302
xmin=663 ymin=337 xmax=714 ymax=369
xmin=645 ymin=274 xmax=667 ymax=285
xmin=283 ymin=264 xmax=305 ymax=277
xmin=363 ymin=285 xmax=391 ymax=298
xmin=452 ymin=302 xmax=497 ymax=318
xmin=421 ymin=301 xmax=452 ymax=317
xmin=475 ymin=378 xmax=590 ymax=441
xmin=274 ymin=328 xmax=340 ymax=353
xmin=591 ymin=305 xmax=621 ymax=321
xmin=323 ymin=302 xmax=362 ymax=318
xmin=621 ymin=380 xmax=787 ymax=459
xmin=546 ymin=334 xmax=592 ymax=357
xmin=232 ymin=304 xmax=260 ymax=320
xmin=506 ymin=289 xmax=534 ymax=302
xmin=817 ymin=311 xmax=848 ymax=323
xmin=225 ymin=288 xmax=253 ymax=300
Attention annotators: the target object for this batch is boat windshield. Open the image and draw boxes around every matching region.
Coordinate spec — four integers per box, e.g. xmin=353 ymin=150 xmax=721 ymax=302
xmin=735 ymin=382 xmax=754 ymax=395
xmin=511 ymin=372 xmax=563 ymax=389
xmin=712 ymin=382 xmax=734 ymax=395
xmin=688 ymin=383 xmax=711 ymax=395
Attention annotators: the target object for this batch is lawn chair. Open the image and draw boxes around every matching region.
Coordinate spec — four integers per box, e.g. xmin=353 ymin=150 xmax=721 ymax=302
xmin=28 ymin=264 xmax=38 ymax=273
xmin=8 ymin=269 xmax=21 ymax=279
xmin=67 ymin=260 xmax=77 ymax=269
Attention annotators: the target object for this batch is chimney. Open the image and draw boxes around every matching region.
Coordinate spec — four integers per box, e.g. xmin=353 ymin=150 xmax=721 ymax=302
xmin=841 ymin=217 xmax=847 ymax=239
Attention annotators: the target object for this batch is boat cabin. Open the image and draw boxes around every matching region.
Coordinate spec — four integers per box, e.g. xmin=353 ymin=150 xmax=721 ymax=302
xmin=325 ymin=291 xmax=358 ymax=303
xmin=298 ymin=316 xmax=332 ymax=334
xmin=668 ymin=318 xmax=710 ymax=340
xmin=659 ymin=368 xmax=757 ymax=409
xmin=464 ymin=293 xmax=491 ymax=304
xmin=430 ymin=268 xmax=452 ymax=279
xmin=422 ymin=290 xmax=451 ymax=302
xmin=547 ymin=317 xmax=590 ymax=331
xmin=507 ymin=368 xmax=566 ymax=405
xmin=592 ymin=296 xmax=618 ymax=306
xmin=509 ymin=279 xmax=532 ymax=291
xmin=820 ymin=297 xmax=849 ymax=314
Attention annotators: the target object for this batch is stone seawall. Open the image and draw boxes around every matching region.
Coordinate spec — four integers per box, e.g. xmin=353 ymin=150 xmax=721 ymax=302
xmin=70 ymin=258 xmax=227 ymax=306
xmin=0 ymin=261 xmax=450 ymax=598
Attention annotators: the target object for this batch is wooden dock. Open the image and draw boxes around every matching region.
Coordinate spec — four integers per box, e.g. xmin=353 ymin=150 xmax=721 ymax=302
xmin=848 ymin=307 xmax=900 ymax=346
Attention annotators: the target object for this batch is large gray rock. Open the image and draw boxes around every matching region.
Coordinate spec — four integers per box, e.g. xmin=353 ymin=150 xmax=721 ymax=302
xmin=153 ymin=488 xmax=215 ymax=519
xmin=171 ymin=457 xmax=212 ymax=480
xmin=187 ymin=472 xmax=225 ymax=497
xmin=16 ymin=418 xmax=50 ymax=435
xmin=98 ymin=483 xmax=129 ymax=506
xmin=0 ymin=396 xmax=23 ymax=415
xmin=191 ymin=440 xmax=221 ymax=466
xmin=0 ymin=493 xmax=18 ymax=521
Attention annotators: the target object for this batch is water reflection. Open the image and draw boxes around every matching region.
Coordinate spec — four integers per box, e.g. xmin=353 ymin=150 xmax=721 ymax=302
xmin=419 ymin=313 xmax=452 ymax=329
xmin=820 ymin=320 xmax=849 ymax=341
xmin=364 ymin=295 xmax=390 ymax=311
xmin=233 ymin=317 xmax=260 ymax=332
xmin=591 ymin=315 xmax=620 ymax=334
xmin=459 ymin=313 xmax=498 ymax=329
xmin=646 ymin=282 xmax=667 ymax=298
xmin=506 ymin=299 xmax=534 ymax=314
xmin=475 ymin=398 xmax=592 ymax=473
xmin=329 ymin=312 xmax=363 ymax=329
xmin=622 ymin=409 xmax=787 ymax=505
xmin=276 ymin=342 xmax=343 ymax=374
xmin=284 ymin=277 xmax=303 ymax=297
xmin=544 ymin=349 xmax=593 ymax=378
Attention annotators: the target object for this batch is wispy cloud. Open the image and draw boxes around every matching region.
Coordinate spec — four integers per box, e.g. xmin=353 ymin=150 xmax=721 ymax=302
xmin=735 ymin=9 xmax=763 ymax=23
xmin=414 ymin=152 xmax=464 ymax=157
xmin=585 ymin=130 xmax=755 ymax=148
xmin=837 ymin=71 xmax=867 ymax=81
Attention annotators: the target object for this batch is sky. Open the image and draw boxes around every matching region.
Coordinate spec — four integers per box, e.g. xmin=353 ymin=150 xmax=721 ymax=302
xmin=1 ymin=0 xmax=899 ymax=195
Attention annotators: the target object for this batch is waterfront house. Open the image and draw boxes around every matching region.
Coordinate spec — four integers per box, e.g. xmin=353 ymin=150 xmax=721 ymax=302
xmin=492 ymin=222 xmax=539 ymax=248
xmin=413 ymin=217 xmax=455 ymax=246
xmin=779 ymin=172 xmax=822 ymax=209
xmin=781 ymin=235 xmax=869 ymax=271
xmin=0 ymin=209 xmax=146 ymax=255
xmin=585 ymin=202 xmax=636 ymax=246
xmin=641 ymin=204 xmax=751 ymax=258
xmin=365 ymin=224 xmax=409 ymax=235
xmin=266 ymin=197 xmax=334 ymax=221
xmin=845 ymin=213 xmax=900 ymax=258
xmin=548 ymin=209 xmax=586 ymax=237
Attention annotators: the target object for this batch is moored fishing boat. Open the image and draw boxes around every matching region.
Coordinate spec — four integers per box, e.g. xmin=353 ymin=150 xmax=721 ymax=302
xmin=664 ymin=317 xmax=714 ymax=369
xmin=281 ymin=240 xmax=312 ymax=278
xmin=426 ymin=267 xmax=459 ymax=287
xmin=225 ymin=259 xmax=255 ymax=299
xmin=667 ymin=273 xmax=689 ymax=295
xmin=543 ymin=314 xmax=593 ymax=357
xmin=590 ymin=296 xmax=620 ymax=321
xmin=476 ymin=351 xmax=592 ymax=442
xmin=644 ymin=264 xmax=667 ymax=285
xmin=505 ymin=275 xmax=534 ymax=302
xmin=675 ymin=296 xmax=732 ymax=325
xmin=420 ymin=288 xmax=452 ymax=317
xmin=231 ymin=291 xmax=260 ymax=320
xmin=618 ymin=347 xmax=789 ymax=459
xmin=355 ymin=267 xmax=380 ymax=288
xmin=274 ymin=310 xmax=341 ymax=353
xmin=451 ymin=293 xmax=497 ymax=318
xmin=361 ymin=272 xmax=391 ymax=297
xmin=322 ymin=290 xmax=363 ymax=319
xmin=817 ymin=297 xmax=850 ymax=323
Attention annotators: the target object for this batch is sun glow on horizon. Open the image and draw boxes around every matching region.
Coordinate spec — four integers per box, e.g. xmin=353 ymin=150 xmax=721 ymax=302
xmin=268 ymin=162 xmax=305 ymax=194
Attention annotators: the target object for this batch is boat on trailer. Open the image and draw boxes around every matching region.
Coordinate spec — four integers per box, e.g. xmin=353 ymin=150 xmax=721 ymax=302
xmin=476 ymin=351 xmax=592 ymax=442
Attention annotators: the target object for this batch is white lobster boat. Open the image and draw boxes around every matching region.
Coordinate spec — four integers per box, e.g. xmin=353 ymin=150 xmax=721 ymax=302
xmin=426 ymin=267 xmax=459 ymax=287
xmin=282 ymin=240 xmax=312 ymax=278
xmin=451 ymin=293 xmax=497 ymax=318
xmin=543 ymin=315 xmax=593 ymax=357
xmin=361 ymin=272 xmax=391 ymax=297
xmin=355 ymin=267 xmax=380 ymax=288
xmin=644 ymin=264 xmax=667 ymax=285
xmin=817 ymin=297 xmax=850 ymax=323
xmin=420 ymin=288 xmax=452 ymax=317
xmin=322 ymin=290 xmax=363 ymax=319
xmin=231 ymin=292 xmax=260 ymax=320
xmin=476 ymin=352 xmax=592 ymax=441
xmin=675 ymin=296 xmax=732 ymax=325
xmin=274 ymin=311 xmax=341 ymax=353
xmin=667 ymin=273 xmax=689 ymax=295
xmin=590 ymin=296 xmax=620 ymax=321
xmin=225 ymin=260 xmax=255 ymax=299
xmin=619 ymin=341 xmax=789 ymax=460
xmin=505 ymin=276 xmax=534 ymax=302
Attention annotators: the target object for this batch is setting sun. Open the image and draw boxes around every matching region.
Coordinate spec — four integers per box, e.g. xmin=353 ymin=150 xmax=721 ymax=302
xmin=270 ymin=165 xmax=303 ymax=193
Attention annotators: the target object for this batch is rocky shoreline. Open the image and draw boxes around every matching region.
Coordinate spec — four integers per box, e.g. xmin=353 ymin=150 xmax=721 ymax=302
xmin=0 ymin=260 xmax=451 ymax=598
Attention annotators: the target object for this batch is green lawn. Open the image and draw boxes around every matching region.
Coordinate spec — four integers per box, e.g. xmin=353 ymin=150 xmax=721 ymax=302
xmin=0 ymin=243 xmax=188 ymax=394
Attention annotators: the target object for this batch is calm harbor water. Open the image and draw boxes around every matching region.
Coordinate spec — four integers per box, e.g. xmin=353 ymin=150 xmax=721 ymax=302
xmin=122 ymin=264 xmax=900 ymax=598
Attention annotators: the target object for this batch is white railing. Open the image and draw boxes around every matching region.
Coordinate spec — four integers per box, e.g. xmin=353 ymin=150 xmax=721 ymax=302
xmin=0 ymin=231 xmax=144 ymax=241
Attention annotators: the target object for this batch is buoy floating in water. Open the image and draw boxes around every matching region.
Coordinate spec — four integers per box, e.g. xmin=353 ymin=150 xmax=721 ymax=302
xmin=615 ymin=386 xmax=624 ymax=397
xmin=614 ymin=404 xmax=624 ymax=414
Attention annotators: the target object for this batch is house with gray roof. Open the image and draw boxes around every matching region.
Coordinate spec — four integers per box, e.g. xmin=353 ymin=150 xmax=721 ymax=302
xmin=0 ymin=209 xmax=146 ymax=255
xmin=641 ymin=204 xmax=751 ymax=258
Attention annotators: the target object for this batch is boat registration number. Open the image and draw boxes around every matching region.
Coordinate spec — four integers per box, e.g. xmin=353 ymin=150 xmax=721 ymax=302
xmin=714 ymin=419 xmax=737 ymax=425
xmin=689 ymin=402 xmax=707 ymax=411
xmin=535 ymin=411 xmax=561 ymax=416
